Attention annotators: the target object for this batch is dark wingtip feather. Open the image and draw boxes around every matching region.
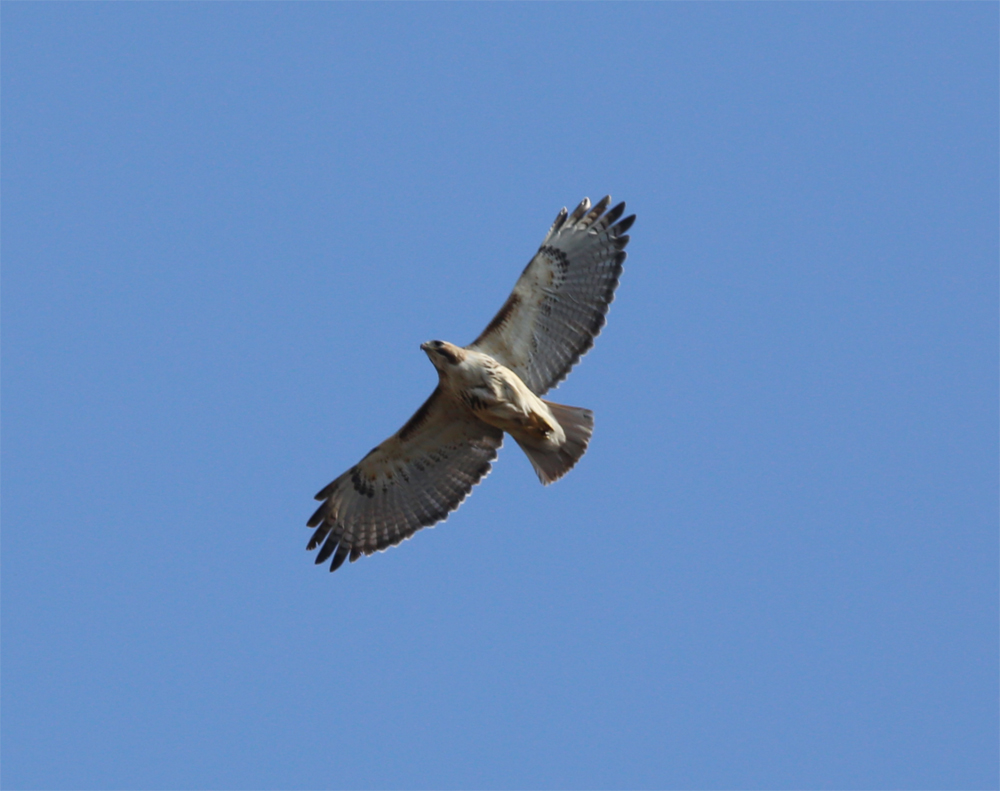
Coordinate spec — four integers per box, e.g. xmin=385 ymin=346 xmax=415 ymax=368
xmin=329 ymin=545 xmax=350 ymax=572
xmin=315 ymin=532 xmax=340 ymax=564
xmin=314 ymin=483 xmax=334 ymax=501
xmin=602 ymin=202 xmax=625 ymax=227
xmin=614 ymin=214 xmax=636 ymax=236
xmin=307 ymin=504 xmax=326 ymax=528
xmin=308 ymin=518 xmax=332 ymax=549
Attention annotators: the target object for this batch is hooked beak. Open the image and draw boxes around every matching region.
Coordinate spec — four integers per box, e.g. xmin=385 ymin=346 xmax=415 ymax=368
xmin=420 ymin=342 xmax=431 ymax=352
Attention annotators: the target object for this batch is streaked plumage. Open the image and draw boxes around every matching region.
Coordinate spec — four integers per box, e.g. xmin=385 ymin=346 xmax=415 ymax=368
xmin=308 ymin=196 xmax=635 ymax=572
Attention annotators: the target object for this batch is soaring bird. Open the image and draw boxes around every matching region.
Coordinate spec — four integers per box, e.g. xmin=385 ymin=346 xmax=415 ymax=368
xmin=308 ymin=196 xmax=635 ymax=571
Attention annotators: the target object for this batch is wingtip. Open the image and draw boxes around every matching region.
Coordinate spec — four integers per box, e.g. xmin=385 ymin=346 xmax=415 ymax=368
xmin=329 ymin=544 xmax=349 ymax=571
xmin=546 ymin=206 xmax=570 ymax=240
xmin=568 ymin=197 xmax=591 ymax=224
xmin=581 ymin=196 xmax=612 ymax=228
xmin=307 ymin=504 xmax=327 ymax=527
xmin=615 ymin=214 xmax=636 ymax=235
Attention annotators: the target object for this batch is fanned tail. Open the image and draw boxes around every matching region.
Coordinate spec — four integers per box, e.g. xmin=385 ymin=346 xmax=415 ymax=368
xmin=515 ymin=401 xmax=594 ymax=485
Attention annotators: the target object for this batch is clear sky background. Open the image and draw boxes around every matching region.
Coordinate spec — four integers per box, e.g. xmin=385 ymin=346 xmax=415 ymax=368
xmin=3 ymin=4 xmax=997 ymax=790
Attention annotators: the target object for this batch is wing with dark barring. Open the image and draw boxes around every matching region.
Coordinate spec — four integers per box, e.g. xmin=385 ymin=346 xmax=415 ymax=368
xmin=469 ymin=196 xmax=634 ymax=395
xmin=307 ymin=387 xmax=503 ymax=571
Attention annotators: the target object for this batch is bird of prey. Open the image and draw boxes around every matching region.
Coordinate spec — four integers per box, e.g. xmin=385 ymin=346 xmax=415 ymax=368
xmin=308 ymin=195 xmax=635 ymax=572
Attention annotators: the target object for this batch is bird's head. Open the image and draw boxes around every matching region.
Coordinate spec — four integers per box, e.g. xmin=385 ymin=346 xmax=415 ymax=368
xmin=420 ymin=339 xmax=465 ymax=370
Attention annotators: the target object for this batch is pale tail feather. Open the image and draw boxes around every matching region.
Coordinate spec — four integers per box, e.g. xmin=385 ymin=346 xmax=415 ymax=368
xmin=515 ymin=401 xmax=594 ymax=485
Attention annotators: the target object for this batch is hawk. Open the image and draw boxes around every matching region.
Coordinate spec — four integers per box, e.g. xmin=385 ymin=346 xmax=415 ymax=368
xmin=308 ymin=196 xmax=635 ymax=571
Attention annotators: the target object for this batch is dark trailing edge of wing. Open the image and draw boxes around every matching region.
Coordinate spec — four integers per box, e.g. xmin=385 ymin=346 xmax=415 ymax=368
xmin=564 ymin=248 xmax=626 ymax=362
xmin=536 ymin=204 xmax=633 ymax=393
xmin=306 ymin=196 xmax=634 ymax=574
xmin=308 ymin=452 xmax=496 ymax=572
xmin=306 ymin=430 xmax=502 ymax=572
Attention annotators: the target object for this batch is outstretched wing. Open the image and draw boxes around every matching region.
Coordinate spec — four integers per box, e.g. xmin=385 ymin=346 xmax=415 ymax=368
xmin=307 ymin=387 xmax=503 ymax=572
xmin=468 ymin=196 xmax=635 ymax=395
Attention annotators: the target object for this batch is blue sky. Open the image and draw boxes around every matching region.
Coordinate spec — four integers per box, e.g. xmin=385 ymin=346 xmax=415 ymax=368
xmin=2 ymin=4 xmax=997 ymax=789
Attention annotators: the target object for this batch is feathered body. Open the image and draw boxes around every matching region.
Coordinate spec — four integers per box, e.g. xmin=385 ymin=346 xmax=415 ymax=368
xmin=421 ymin=341 xmax=594 ymax=485
xmin=308 ymin=195 xmax=635 ymax=571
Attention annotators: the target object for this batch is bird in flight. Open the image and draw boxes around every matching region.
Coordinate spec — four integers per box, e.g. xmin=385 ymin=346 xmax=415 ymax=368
xmin=308 ymin=195 xmax=635 ymax=571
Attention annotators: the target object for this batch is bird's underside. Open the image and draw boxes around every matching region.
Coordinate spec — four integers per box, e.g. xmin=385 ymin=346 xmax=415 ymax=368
xmin=308 ymin=195 xmax=635 ymax=572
